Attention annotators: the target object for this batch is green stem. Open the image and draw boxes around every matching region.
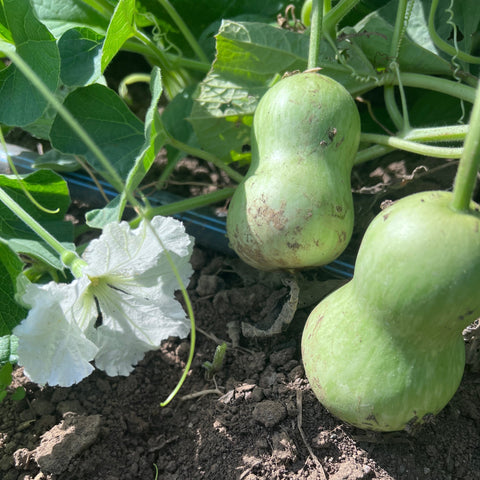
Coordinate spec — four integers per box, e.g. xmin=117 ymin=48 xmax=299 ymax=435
xmin=389 ymin=0 xmax=410 ymax=60
xmin=160 ymin=292 xmax=195 ymax=406
xmin=156 ymin=0 xmax=209 ymax=63
xmin=451 ymin=81 xmax=480 ymax=211
xmin=384 ymin=87 xmax=404 ymax=131
xmin=350 ymin=72 xmax=477 ymax=104
xmin=131 ymin=187 xmax=236 ymax=228
xmin=166 ymin=136 xmax=244 ymax=184
xmin=384 ymin=0 xmax=412 ymax=133
xmin=355 ymin=125 xmax=468 ymax=165
xmin=403 ymin=124 xmax=468 ymax=143
xmin=133 ymin=28 xmax=173 ymax=72
xmin=428 ymin=0 xmax=480 ymax=65
xmin=0 ymin=187 xmax=86 ymax=276
xmin=307 ymin=0 xmax=323 ymax=70
xmin=354 ymin=145 xmax=393 ymax=165
xmin=360 ymin=133 xmax=463 ymax=158
xmin=323 ymin=0 xmax=361 ymax=38
xmin=124 ymin=39 xmax=210 ymax=72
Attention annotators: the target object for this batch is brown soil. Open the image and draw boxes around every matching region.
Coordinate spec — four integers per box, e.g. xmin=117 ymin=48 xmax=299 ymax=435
xmin=1 ymin=152 xmax=480 ymax=480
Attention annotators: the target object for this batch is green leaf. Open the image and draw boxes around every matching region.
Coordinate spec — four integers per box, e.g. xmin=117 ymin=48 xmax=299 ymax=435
xmin=86 ymin=67 xmax=167 ymax=228
xmin=101 ymin=0 xmax=136 ymax=72
xmin=20 ymin=85 xmax=73 ymax=140
xmin=0 ymin=244 xmax=26 ymax=337
xmin=49 ymin=84 xmax=145 ymax=183
xmin=350 ymin=0 xmax=452 ymax=75
xmin=11 ymin=386 xmax=26 ymax=401
xmin=32 ymin=149 xmax=81 ymax=172
xmin=59 ymin=27 xmax=104 ymax=87
xmin=30 ymin=0 xmax=109 ymax=38
xmin=138 ymin=0 xmax=303 ymax=57
xmin=0 ymin=335 xmax=19 ymax=365
xmin=0 ymin=362 xmax=12 ymax=386
xmin=0 ymin=170 xmax=73 ymax=269
xmin=85 ymin=194 xmax=123 ymax=228
xmin=0 ymin=0 xmax=60 ymax=126
xmin=162 ymin=84 xmax=199 ymax=162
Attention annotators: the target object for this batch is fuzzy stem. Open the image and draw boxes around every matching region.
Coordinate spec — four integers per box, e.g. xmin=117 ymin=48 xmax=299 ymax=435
xmin=156 ymin=0 xmax=209 ymax=63
xmin=123 ymin=39 xmax=210 ymax=72
xmin=360 ymin=133 xmax=463 ymax=158
xmin=130 ymin=187 xmax=236 ymax=228
xmin=0 ymin=186 xmax=86 ymax=276
xmin=307 ymin=0 xmax=323 ymax=70
xmin=322 ymin=0 xmax=361 ymax=38
xmin=451 ymin=82 xmax=480 ymax=211
xmin=350 ymin=72 xmax=477 ymax=104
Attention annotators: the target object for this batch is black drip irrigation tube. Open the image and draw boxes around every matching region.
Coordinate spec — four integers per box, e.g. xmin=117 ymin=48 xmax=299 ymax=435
xmin=0 ymin=144 xmax=355 ymax=279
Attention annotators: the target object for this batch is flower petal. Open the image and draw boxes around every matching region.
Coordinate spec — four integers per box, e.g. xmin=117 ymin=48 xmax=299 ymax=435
xmin=14 ymin=280 xmax=99 ymax=387
xmin=90 ymin=280 xmax=190 ymax=376
xmin=83 ymin=216 xmax=193 ymax=279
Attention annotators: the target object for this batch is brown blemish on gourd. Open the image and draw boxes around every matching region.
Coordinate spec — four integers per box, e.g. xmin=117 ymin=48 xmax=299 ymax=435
xmin=250 ymin=195 xmax=287 ymax=230
xmin=337 ymin=231 xmax=347 ymax=244
xmin=287 ymin=241 xmax=301 ymax=250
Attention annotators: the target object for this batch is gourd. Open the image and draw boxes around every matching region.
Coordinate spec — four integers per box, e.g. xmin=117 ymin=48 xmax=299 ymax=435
xmin=226 ymin=72 xmax=361 ymax=271
xmin=301 ymin=190 xmax=480 ymax=431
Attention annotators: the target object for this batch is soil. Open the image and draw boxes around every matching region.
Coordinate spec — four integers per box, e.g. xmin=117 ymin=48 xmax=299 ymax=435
xmin=1 ymin=146 xmax=479 ymax=480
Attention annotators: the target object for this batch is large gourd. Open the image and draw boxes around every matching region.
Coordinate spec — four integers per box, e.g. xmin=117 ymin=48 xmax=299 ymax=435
xmin=302 ymin=190 xmax=480 ymax=431
xmin=226 ymin=72 xmax=360 ymax=271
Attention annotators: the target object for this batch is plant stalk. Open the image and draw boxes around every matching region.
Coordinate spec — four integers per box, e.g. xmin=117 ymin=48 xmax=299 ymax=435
xmin=124 ymin=39 xmax=210 ymax=72
xmin=360 ymin=133 xmax=463 ymax=158
xmin=156 ymin=0 xmax=209 ymax=63
xmin=0 ymin=186 xmax=86 ymax=276
xmin=322 ymin=0 xmax=361 ymax=38
xmin=130 ymin=187 xmax=236 ymax=228
xmin=350 ymin=72 xmax=477 ymax=104
xmin=451 ymin=81 xmax=480 ymax=211
xmin=307 ymin=0 xmax=323 ymax=70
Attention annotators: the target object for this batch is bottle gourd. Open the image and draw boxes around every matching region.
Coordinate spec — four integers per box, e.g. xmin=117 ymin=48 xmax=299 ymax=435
xmin=302 ymin=190 xmax=480 ymax=431
xmin=226 ymin=72 xmax=360 ymax=271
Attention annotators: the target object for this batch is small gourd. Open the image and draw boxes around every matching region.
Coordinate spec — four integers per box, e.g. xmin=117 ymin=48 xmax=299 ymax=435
xmin=226 ymin=72 xmax=361 ymax=271
xmin=301 ymin=190 xmax=480 ymax=431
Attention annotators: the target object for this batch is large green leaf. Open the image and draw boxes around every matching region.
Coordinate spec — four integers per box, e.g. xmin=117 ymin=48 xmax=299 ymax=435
xmin=50 ymin=83 xmax=145 ymax=183
xmin=101 ymin=0 xmax=136 ymax=72
xmin=351 ymin=0 xmax=454 ymax=75
xmin=0 ymin=0 xmax=60 ymax=126
xmin=29 ymin=0 xmax=109 ymax=38
xmin=59 ymin=27 xmax=104 ymax=87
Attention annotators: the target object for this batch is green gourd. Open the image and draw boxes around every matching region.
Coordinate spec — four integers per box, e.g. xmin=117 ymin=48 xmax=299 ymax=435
xmin=301 ymin=190 xmax=480 ymax=431
xmin=226 ymin=72 xmax=361 ymax=271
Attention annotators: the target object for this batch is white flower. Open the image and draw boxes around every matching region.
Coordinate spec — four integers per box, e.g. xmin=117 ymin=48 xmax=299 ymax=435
xmin=14 ymin=216 xmax=193 ymax=386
